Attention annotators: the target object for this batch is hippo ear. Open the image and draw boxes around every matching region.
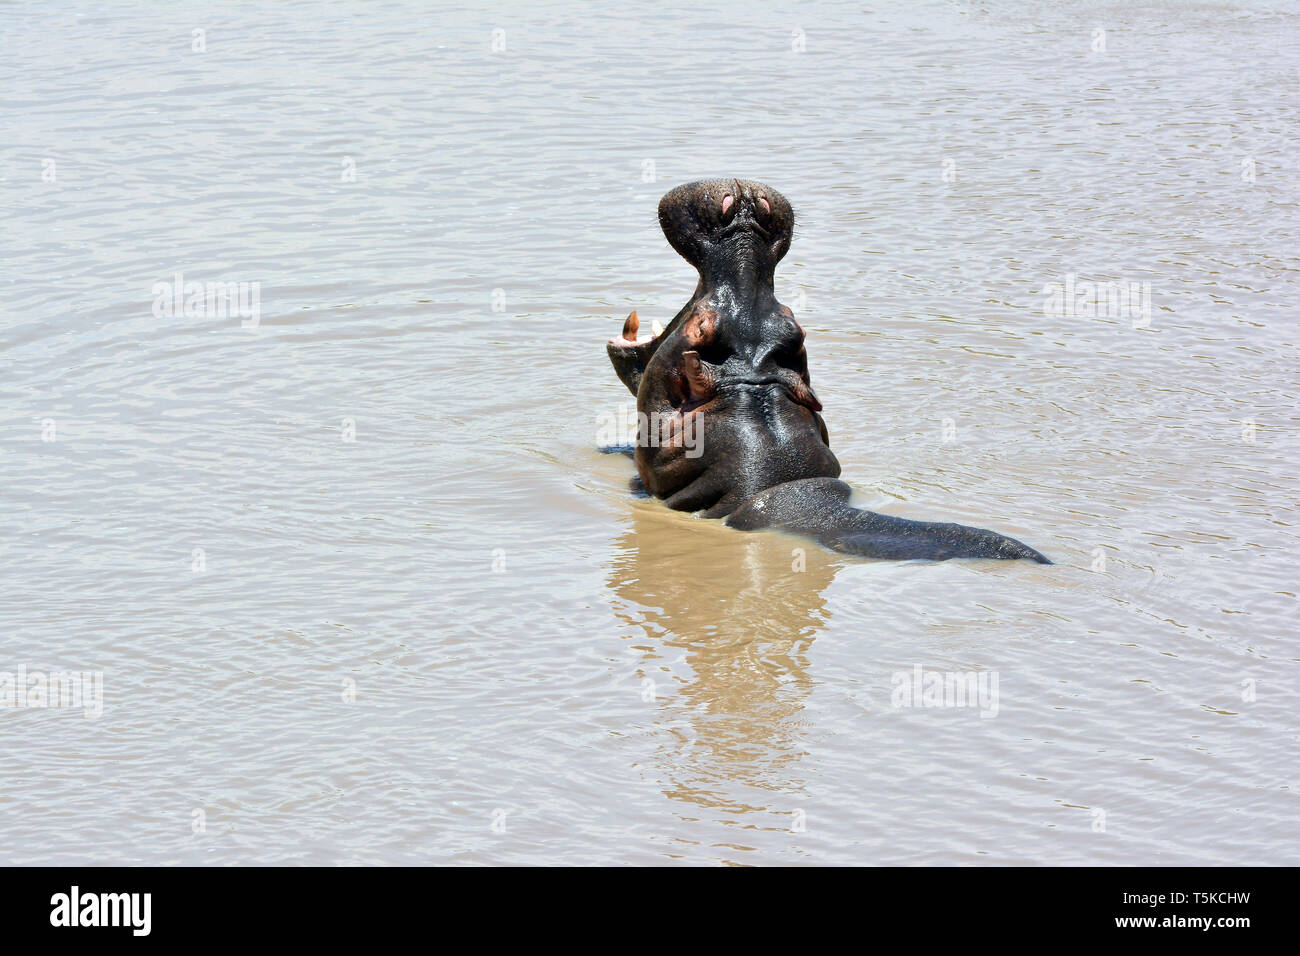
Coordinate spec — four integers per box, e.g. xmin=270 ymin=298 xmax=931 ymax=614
xmin=788 ymin=379 xmax=822 ymax=412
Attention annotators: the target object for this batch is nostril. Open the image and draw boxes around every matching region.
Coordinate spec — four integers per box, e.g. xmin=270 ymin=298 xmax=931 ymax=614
xmin=721 ymin=194 xmax=734 ymax=216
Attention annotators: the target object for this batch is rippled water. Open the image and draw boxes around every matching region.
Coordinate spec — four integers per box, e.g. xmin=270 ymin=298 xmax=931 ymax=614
xmin=2 ymin=0 xmax=1297 ymax=865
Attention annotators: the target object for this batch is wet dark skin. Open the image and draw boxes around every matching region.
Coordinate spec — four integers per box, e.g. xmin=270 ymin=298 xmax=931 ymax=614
xmin=607 ymin=179 xmax=1050 ymax=563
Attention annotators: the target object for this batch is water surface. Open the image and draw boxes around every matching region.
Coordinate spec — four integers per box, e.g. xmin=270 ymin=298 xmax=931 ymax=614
xmin=2 ymin=0 xmax=1298 ymax=865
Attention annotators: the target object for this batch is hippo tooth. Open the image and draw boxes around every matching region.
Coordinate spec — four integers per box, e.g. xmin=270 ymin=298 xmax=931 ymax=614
xmin=622 ymin=309 xmax=639 ymax=342
xmin=652 ymin=320 xmax=664 ymax=337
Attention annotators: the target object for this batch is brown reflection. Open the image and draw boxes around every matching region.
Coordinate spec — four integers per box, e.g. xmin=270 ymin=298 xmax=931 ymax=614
xmin=606 ymin=501 xmax=841 ymax=823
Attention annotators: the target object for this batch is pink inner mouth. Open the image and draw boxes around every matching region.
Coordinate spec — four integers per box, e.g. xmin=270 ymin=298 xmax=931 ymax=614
xmin=609 ymin=309 xmax=655 ymax=347
xmin=721 ymin=194 xmax=734 ymax=215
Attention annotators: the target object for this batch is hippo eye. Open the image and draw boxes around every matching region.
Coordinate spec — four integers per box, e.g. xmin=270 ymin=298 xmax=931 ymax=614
xmin=772 ymin=342 xmax=805 ymax=372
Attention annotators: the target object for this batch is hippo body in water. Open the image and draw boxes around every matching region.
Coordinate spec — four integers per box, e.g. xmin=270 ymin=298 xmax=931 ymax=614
xmin=606 ymin=179 xmax=1049 ymax=563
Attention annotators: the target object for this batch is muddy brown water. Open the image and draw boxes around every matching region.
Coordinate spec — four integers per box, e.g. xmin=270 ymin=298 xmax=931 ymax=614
xmin=2 ymin=1 xmax=1297 ymax=864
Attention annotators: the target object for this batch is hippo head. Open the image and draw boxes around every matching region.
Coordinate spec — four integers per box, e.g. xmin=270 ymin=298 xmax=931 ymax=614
xmin=607 ymin=179 xmax=840 ymax=517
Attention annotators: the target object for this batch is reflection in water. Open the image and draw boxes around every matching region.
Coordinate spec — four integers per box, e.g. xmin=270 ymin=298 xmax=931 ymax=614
xmin=607 ymin=502 xmax=842 ymax=821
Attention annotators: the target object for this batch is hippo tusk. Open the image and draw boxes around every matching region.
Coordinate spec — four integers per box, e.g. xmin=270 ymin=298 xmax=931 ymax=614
xmin=680 ymin=350 xmax=716 ymax=402
xmin=621 ymin=310 xmax=639 ymax=342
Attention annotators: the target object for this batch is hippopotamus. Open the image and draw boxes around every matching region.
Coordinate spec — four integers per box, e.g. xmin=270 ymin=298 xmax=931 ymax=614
xmin=606 ymin=178 xmax=1050 ymax=563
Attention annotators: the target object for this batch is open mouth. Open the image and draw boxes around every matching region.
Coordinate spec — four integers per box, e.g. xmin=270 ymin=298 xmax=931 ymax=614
xmin=607 ymin=309 xmax=664 ymax=349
